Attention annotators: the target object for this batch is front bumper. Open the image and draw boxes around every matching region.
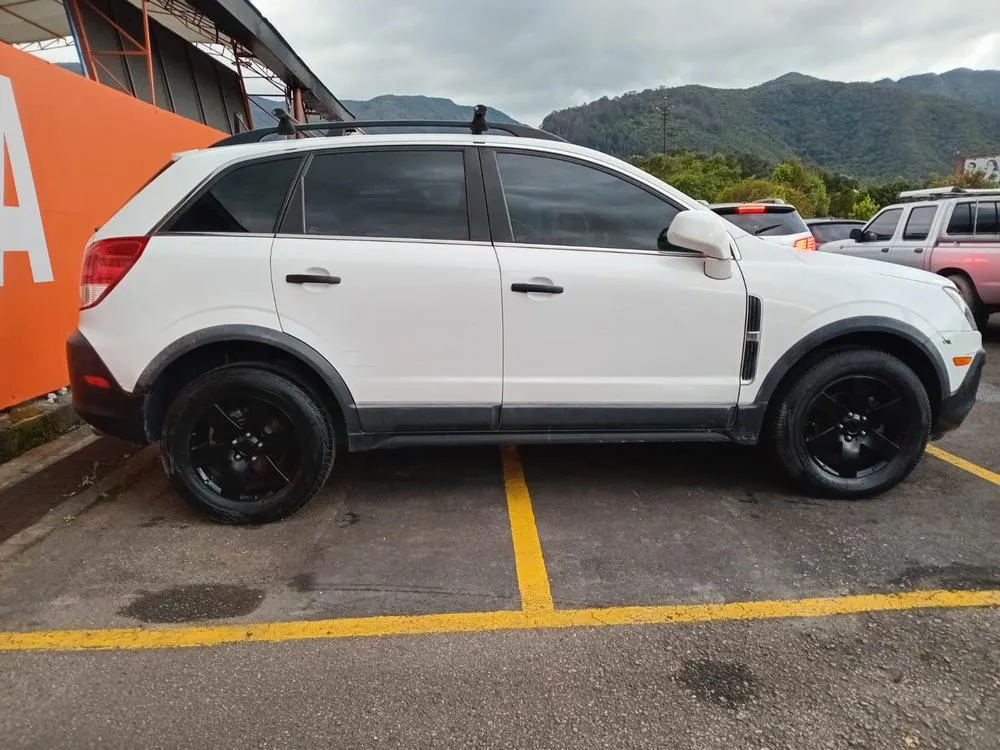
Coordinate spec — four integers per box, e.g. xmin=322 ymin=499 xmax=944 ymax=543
xmin=931 ymin=350 xmax=985 ymax=440
xmin=67 ymin=331 xmax=148 ymax=443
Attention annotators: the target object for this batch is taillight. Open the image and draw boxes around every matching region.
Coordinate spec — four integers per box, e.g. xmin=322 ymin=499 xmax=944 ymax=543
xmin=80 ymin=236 xmax=149 ymax=310
xmin=736 ymin=204 xmax=768 ymax=214
xmin=794 ymin=236 xmax=817 ymax=251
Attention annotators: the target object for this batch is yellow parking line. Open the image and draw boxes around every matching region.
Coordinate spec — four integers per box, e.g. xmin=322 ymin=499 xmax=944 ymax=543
xmin=1 ymin=588 xmax=997 ymax=652
xmin=500 ymin=445 xmax=554 ymax=612
xmin=927 ymin=445 xmax=1000 ymax=487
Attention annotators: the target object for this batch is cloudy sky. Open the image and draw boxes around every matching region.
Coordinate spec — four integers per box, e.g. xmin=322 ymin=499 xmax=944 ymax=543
xmin=248 ymin=0 xmax=1000 ymax=125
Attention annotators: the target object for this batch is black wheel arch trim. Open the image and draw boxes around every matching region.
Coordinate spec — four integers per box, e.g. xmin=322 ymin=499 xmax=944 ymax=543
xmin=752 ymin=316 xmax=950 ymax=407
xmin=136 ymin=325 xmax=361 ymax=433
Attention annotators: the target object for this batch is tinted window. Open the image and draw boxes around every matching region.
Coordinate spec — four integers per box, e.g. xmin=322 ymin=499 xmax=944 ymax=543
xmin=902 ymin=206 xmax=937 ymax=241
xmin=809 ymin=222 xmax=861 ymax=244
xmin=975 ymin=201 xmax=1000 ymax=235
xmin=865 ymin=208 xmax=903 ymax=241
xmin=287 ymin=150 xmax=468 ymax=240
xmin=717 ymin=208 xmax=809 ymax=236
xmin=496 ymin=152 xmax=681 ymax=251
xmin=169 ymin=157 xmax=300 ymax=234
xmin=947 ymin=202 xmax=973 ymax=235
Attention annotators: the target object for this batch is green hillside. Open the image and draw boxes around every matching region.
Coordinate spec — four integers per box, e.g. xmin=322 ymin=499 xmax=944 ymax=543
xmin=540 ymin=70 xmax=1000 ymax=180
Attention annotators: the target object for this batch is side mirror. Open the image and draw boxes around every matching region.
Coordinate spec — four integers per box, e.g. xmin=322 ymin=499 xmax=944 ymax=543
xmin=849 ymin=228 xmax=864 ymax=242
xmin=665 ymin=210 xmax=733 ymax=280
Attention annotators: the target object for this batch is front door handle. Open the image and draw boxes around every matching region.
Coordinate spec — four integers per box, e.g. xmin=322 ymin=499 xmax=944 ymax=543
xmin=286 ymin=274 xmax=341 ymax=285
xmin=880 ymin=247 xmax=890 ymax=253
xmin=512 ymin=282 xmax=564 ymax=295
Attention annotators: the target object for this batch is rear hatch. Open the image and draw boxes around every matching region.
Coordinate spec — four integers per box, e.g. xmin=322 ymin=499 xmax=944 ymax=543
xmin=712 ymin=203 xmax=815 ymax=249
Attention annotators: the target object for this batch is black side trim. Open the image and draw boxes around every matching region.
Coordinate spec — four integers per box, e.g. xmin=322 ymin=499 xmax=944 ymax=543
xmin=136 ymin=325 xmax=361 ymax=433
xmin=740 ymin=295 xmax=763 ymax=382
xmin=356 ymin=431 xmax=732 ymax=451
xmin=67 ymin=331 xmax=147 ymax=443
xmin=356 ymin=405 xmax=498 ymax=433
xmin=500 ymin=405 xmax=736 ymax=431
xmin=752 ymin=316 xmax=950 ymax=405
xmin=480 ymin=147 xmax=513 ymax=243
xmin=932 ymin=350 xmax=985 ymax=439
xmin=464 ymin=147 xmax=491 ymax=243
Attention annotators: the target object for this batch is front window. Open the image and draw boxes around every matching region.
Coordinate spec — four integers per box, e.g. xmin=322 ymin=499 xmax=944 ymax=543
xmin=864 ymin=208 xmax=903 ymax=242
xmin=495 ymin=152 xmax=682 ymax=251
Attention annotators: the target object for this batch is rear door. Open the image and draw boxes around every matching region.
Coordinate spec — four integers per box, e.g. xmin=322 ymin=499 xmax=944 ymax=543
xmin=889 ymin=204 xmax=938 ymax=269
xmin=270 ymin=146 xmax=503 ymax=433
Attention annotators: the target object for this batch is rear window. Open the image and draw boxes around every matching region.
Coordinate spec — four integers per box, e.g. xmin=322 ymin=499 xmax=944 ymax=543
xmin=167 ymin=157 xmax=301 ymax=234
xmin=713 ymin=207 xmax=809 ymax=237
xmin=809 ymin=222 xmax=861 ymax=244
xmin=976 ymin=202 xmax=1000 ymax=235
xmin=902 ymin=206 xmax=937 ymax=241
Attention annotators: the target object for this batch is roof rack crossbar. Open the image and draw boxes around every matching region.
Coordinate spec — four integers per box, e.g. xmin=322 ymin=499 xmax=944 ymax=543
xmin=898 ymin=186 xmax=1000 ymax=202
xmin=210 ymin=106 xmax=565 ymax=147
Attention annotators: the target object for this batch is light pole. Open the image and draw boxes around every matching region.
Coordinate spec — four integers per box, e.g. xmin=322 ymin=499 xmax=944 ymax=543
xmin=655 ymin=97 xmax=670 ymax=154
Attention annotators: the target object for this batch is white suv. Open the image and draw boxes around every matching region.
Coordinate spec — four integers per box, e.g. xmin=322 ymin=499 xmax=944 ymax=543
xmin=68 ymin=116 xmax=985 ymax=524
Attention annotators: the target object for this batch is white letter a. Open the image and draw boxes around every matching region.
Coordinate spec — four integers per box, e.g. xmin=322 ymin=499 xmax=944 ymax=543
xmin=0 ymin=74 xmax=53 ymax=286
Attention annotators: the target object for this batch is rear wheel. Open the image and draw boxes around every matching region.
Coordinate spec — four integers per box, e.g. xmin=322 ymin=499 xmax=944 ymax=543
xmin=946 ymin=273 xmax=991 ymax=330
xmin=161 ymin=366 xmax=335 ymax=524
xmin=771 ymin=349 xmax=930 ymax=499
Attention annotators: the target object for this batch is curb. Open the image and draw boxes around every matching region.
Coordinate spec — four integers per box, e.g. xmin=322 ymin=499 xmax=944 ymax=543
xmin=0 ymin=445 xmax=159 ymax=568
xmin=0 ymin=402 xmax=82 ymax=465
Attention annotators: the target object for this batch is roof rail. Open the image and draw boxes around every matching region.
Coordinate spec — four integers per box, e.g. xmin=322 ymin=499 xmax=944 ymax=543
xmin=898 ymin=186 xmax=1000 ymax=202
xmin=210 ymin=105 xmax=566 ymax=147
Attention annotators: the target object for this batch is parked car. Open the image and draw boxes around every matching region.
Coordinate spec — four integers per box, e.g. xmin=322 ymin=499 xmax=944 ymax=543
xmin=68 ymin=118 xmax=984 ymax=524
xmin=805 ymin=217 xmax=866 ymax=248
xmin=820 ymin=186 xmax=1000 ymax=329
xmin=711 ymin=200 xmax=816 ymax=250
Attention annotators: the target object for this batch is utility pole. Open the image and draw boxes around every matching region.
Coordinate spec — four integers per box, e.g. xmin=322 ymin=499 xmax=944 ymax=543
xmin=655 ymin=97 xmax=670 ymax=154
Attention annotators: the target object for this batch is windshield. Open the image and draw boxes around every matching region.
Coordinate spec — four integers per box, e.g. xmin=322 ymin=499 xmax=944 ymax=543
xmin=713 ymin=207 xmax=809 ymax=236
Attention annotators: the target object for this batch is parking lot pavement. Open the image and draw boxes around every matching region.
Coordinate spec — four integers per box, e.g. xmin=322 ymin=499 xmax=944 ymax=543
xmin=0 ymin=329 xmax=997 ymax=748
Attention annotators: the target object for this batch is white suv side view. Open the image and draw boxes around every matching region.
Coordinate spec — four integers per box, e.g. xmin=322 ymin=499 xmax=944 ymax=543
xmin=68 ymin=116 xmax=985 ymax=524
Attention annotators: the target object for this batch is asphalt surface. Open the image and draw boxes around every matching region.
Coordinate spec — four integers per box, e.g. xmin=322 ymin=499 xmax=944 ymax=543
xmin=0 ymin=320 xmax=997 ymax=749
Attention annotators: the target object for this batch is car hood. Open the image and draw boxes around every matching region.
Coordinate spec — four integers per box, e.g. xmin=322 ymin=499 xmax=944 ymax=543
xmin=793 ymin=246 xmax=950 ymax=288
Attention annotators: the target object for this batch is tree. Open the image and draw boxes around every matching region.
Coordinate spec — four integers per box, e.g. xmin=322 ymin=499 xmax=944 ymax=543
xmin=631 ymin=152 xmax=742 ymax=202
xmin=848 ymin=194 xmax=879 ymax=221
xmin=926 ymin=167 xmax=1000 ymax=189
xmin=770 ymin=159 xmax=830 ymax=217
xmin=716 ymin=179 xmax=812 ymax=215
xmin=866 ymin=179 xmax=916 ymax=209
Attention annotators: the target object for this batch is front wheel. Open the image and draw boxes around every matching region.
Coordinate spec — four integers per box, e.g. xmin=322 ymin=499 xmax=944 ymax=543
xmin=770 ymin=349 xmax=930 ymax=499
xmin=161 ymin=366 xmax=335 ymax=524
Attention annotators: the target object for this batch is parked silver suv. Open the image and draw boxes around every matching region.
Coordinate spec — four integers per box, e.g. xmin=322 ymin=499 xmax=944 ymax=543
xmin=820 ymin=187 xmax=999 ymax=329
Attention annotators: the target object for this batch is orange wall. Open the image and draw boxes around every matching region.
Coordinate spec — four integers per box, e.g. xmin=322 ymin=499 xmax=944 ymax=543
xmin=0 ymin=44 xmax=224 ymax=409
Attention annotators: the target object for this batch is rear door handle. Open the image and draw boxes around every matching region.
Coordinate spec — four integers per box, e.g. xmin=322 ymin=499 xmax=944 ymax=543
xmin=914 ymin=248 xmax=924 ymax=254
xmin=511 ymin=282 xmax=564 ymax=294
xmin=286 ymin=274 xmax=341 ymax=285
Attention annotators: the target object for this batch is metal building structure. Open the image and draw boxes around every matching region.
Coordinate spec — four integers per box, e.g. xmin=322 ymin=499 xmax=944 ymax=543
xmin=0 ymin=0 xmax=352 ymax=132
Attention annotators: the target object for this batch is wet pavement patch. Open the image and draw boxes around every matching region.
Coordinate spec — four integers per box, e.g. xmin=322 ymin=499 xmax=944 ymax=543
xmin=118 ymin=585 xmax=264 ymax=623
xmin=889 ymin=564 xmax=1000 ymax=591
xmin=676 ymin=659 xmax=756 ymax=708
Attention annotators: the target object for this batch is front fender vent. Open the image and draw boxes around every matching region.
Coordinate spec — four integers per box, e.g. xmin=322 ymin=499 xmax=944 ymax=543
xmin=740 ymin=295 xmax=763 ymax=383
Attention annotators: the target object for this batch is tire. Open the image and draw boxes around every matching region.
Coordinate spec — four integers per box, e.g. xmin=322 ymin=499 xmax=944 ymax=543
xmin=946 ymin=273 xmax=991 ymax=331
xmin=770 ymin=349 xmax=930 ymax=499
xmin=161 ymin=366 xmax=335 ymax=524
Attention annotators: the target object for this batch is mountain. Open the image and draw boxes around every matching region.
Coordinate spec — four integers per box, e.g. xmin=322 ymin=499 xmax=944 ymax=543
xmin=342 ymin=95 xmax=518 ymax=124
xmin=540 ymin=70 xmax=1000 ymax=180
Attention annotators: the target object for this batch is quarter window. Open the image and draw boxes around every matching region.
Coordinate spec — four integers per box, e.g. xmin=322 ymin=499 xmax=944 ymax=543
xmin=284 ymin=150 xmax=469 ymax=241
xmin=168 ymin=157 xmax=300 ymax=234
xmin=495 ymin=152 xmax=682 ymax=251
xmin=975 ymin=201 xmax=1000 ymax=235
xmin=902 ymin=206 xmax=937 ymax=241
xmin=864 ymin=208 xmax=903 ymax=242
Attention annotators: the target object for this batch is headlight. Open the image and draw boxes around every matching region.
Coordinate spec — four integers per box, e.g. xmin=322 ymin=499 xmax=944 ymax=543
xmin=943 ymin=286 xmax=977 ymax=329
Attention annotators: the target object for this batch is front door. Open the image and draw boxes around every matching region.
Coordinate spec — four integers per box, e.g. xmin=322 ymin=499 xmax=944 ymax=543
xmin=271 ymin=147 xmax=503 ymax=433
xmin=889 ymin=204 xmax=938 ymax=269
xmin=484 ymin=149 xmax=747 ymax=431
xmin=846 ymin=206 xmax=904 ymax=262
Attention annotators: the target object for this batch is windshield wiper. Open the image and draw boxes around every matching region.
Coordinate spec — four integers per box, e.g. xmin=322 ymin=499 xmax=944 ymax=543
xmin=753 ymin=223 xmax=784 ymax=236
